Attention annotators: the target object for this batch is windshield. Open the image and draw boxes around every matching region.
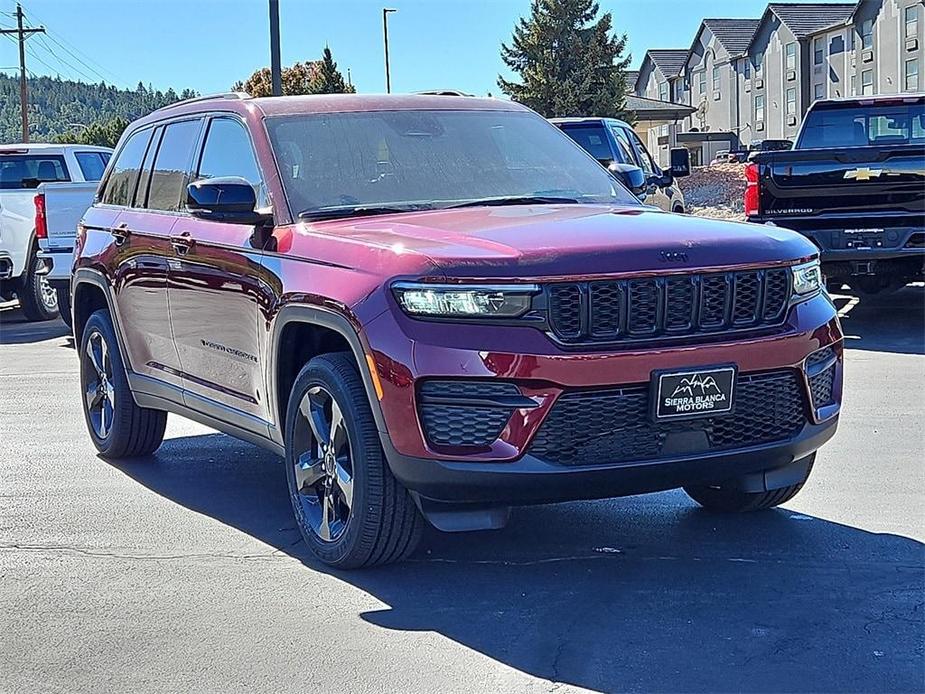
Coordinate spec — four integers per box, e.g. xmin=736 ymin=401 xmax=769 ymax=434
xmin=798 ymin=102 xmax=925 ymax=148
xmin=265 ymin=109 xmax=637 ymax=217
xmin=0 ymin=154 xmax=70 ymax=189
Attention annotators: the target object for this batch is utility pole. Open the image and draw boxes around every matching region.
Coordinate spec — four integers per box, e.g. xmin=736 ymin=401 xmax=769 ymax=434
xmin=0 ymin=4 xmax=45 ymax=142
xmin=268 ymin=0 xmax=282 ymax=96
xmin=382 ymin=8 xmax=397 ymax=93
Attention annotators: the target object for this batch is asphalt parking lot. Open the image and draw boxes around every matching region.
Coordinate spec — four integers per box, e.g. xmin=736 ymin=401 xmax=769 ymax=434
xmin=1 ymin=288 xmax=923 ymax=694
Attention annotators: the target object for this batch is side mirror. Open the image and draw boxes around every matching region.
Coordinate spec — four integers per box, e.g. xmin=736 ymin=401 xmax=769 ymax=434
xmin=187 ymin=176 xmax=268 ymax=225
xmin=669 ymin=147 xmax=691 ymax=177
xmin=608 ymin=162 xmax=647 ymax=197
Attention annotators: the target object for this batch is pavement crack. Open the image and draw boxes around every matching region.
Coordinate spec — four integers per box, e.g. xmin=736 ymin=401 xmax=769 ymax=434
xmin=0 ymin=542 xmax=288 ymax=563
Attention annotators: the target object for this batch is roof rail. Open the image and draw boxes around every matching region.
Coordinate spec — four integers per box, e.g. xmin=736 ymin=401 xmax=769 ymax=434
xmin=153 ymin=91 xmax=251 ymax=114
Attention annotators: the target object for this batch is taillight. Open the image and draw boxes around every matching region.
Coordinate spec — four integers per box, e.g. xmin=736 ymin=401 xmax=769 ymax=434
xmin=744 ymin=162 xmax=760 ymax=217
xmin=34 ymin=193 xmax=47 ymax=239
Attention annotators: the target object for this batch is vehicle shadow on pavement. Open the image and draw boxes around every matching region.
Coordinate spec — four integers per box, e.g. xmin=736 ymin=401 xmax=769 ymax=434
xmin=0 ymin=307 xmax=70 ymax=345
xmin=833 ymin=285 xmax=924 ymax=355
xmin=107 ymin=433 xmax=925 ymax=693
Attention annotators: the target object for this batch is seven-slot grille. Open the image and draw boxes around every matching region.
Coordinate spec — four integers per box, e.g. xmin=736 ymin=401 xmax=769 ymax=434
xmin=547 ymin=268 xmax=790 ymax=344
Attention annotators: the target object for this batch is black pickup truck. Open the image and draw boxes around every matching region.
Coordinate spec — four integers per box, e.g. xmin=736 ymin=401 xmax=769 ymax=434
xmin=746 ymin=95 xmax=924 ymax=294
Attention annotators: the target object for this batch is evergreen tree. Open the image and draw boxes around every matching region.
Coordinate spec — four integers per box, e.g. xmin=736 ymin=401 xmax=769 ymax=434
xmin=498 ymin=0 xmax=633 ymax=121
xmin=311 ymin=46 xmax=356 ymax=94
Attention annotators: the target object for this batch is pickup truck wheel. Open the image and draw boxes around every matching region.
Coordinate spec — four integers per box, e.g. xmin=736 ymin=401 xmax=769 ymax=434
xmin=79 ymin=310 xmax=167 ymax=458
xmin=57 ymin=287 xmax=73 ymax=329
xmin=684 ymin=454 xmax=815 ymax=512
xmin=285 ymin=353 xmax=423 ymax=569
xmin=18 ymin=255 xmax=59 ymax=322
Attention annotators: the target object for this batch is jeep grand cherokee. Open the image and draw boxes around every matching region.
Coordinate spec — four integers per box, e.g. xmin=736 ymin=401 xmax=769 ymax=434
xmin=72 ymin=93 xmax=843 ymax=568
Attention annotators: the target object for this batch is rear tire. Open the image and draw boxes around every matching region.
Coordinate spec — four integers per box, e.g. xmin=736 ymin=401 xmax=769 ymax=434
xmin=18 ymin=254 xmax=59 ymax=322
xmin=56 ymin=286 xmax=73 ymax=329
xmin=684 ymin=454 xmax=815 ymax=512
xmin=284 ymin=352 xmax=423 ymax=569
xmin=78 ymin=309 xmax=167 ymax=458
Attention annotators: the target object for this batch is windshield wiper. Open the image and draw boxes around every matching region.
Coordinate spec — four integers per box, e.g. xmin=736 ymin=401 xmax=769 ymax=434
xmin=298 ymin=204 xmax=433 ymax=221
xmin=444 ymin=195 xmax=584 ymax=209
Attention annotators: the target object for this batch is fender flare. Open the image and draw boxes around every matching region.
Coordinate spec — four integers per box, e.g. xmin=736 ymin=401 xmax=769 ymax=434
xmin=266 ymin=304 xmax=391 ymax=449
xmin=71 ymin=268 xmax=131 ymax=362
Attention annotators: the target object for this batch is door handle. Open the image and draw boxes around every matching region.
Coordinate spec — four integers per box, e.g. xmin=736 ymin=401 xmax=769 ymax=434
xmin=111 ymin=223 xmax=130 ymax=246
xmin=170 ymin=232 xmax=193 ymax=255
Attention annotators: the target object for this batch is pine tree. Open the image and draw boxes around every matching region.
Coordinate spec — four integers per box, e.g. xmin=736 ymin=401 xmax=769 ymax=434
xmin=311 ymin=46 xmax=356 ymax=94
xmin=498 ymin=0 xmax=633 ymax=121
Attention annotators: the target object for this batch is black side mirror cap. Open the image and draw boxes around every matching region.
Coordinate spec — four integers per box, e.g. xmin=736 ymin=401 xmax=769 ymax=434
xmin=187 ymin=176 xmax=270 ymax=225
xmin=609 ymin=162 xmax=647 ymax=196
xmin=669 ymin=147 xmax=691 ymax=178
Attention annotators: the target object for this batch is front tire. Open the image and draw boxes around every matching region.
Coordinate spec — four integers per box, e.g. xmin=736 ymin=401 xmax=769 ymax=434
xmin=285 ymin=353 xmax=423 ymax=569
xmin=79 ymin=309 xmax=167 ymax=458
xmin=18 ymin=254 xmax=59 ymax=321
xmin=684 ymin=454 xmax=815 ymax=512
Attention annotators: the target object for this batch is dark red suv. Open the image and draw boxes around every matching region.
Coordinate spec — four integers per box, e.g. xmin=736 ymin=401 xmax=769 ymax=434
xmin=72 ymin=93 xmax=843 ymax=568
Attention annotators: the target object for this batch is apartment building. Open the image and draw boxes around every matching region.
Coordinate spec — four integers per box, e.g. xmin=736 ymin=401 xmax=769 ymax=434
xmin=635 ymin=0 xmax=924 ymax=166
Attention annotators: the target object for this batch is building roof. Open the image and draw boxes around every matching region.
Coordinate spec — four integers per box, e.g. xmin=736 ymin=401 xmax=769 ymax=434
xmin=768 ymin=3 xmax=856 ymax=38
xmin=625 ymin=94 xmax=696 ymax=121
xmin=625 ymin=70 xmax=639 ymax=89
xmin=702 ymin=18 xmax=761 ymax=56
xmin=646 ymin=49 xmax=689 ymax=78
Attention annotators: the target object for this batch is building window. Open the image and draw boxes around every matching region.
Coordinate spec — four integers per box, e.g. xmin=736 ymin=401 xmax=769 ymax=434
xmin=743 ymin=58 xmax=751 ymax=79
xmin=860 ymin=19 xmax=873 ymax=49
xmin=755 ymin=94 xmax=765 ymax=122
xmin=861 ymin=68 xmax=873 ymax=94
xmin=785 ymin=42 xmax=797 ymax=70
xmin=906 ymin=59 xmax=919 ymax=92
xmin=712 ymin=65 xmax=720 ymax=91
xmin=659 ymin=82 xmax=668 ymax=101
xmin=698 ymin=70 xmax=706 ymax=96
xmin=814 ymin=83 xmax=825 ymax=100
xmin=850 ymin=74 xmax=856 ymax=95
xmin=786 ymin=87 xmax=796 ymax=114
xmin=814 ymin=37 xmax=824 ymax=65
xmin=754 ymin=52 xmax=764 ymax=75
xmin=905 ymin=5 xmax=919 ymax=39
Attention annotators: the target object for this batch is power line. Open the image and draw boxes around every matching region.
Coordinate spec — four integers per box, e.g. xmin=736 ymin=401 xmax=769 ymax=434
xmin=30 ymin=31 xmax=98 ymax=83
xmin=19 ymin=5 xmax=121 ymax=83
xmin=0 ymin=3 xmax=44 ymax=142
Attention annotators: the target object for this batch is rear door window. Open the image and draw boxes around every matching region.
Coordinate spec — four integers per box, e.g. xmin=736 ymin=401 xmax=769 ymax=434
xmin=147 ymin=119 xmax=203 ymax=212
xmin=101 ymin=129 xmax=152 ymax=206
xmin=0 ymin=154 xmax=69 ymax=189
xmin=195 ymin=117 xmax=267 ymax=207
xmin=74 ymin=151 xmax=109 ymax=181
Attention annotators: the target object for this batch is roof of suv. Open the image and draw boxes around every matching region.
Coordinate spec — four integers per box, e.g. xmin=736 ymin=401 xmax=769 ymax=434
xmin=139 ymin=93 xmax=530 ymax=127
xmin=549 ymin=116 xmax=633 ymax=129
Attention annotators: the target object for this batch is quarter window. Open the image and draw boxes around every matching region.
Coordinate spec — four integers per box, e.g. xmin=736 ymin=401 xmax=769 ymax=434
xmin=101 ymin=128 xmax=152 ymax=206
xmin=147 ymin=119 xmax=202 ymax=212
xmin=196 ymin=118 xmax=267 ymax=208
xmin=905 ymin=59 xmax=919 ymax=92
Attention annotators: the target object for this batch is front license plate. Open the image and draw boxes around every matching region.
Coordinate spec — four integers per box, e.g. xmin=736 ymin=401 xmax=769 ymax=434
xmin=652 ymin=366 xmax=736 ymax=421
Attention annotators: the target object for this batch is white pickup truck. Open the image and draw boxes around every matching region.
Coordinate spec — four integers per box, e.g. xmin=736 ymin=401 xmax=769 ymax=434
xmin=0 ymin=144 xmax=111 ymax=322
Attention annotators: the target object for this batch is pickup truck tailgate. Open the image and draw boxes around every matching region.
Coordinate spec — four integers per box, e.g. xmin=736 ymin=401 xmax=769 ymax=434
xmin=758 ymin=145 xmax=924 ymax=219
xmin=40 ymin=181 xmax=98 ymax=249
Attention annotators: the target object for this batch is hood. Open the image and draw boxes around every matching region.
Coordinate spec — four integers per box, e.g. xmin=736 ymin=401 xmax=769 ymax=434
xmin=305 ymin=204 xmax=818 ymax=279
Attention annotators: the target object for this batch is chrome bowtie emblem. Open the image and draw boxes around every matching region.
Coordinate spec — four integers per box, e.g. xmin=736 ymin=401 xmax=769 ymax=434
xmin=844 ymin=167 xmax=883 ymax=181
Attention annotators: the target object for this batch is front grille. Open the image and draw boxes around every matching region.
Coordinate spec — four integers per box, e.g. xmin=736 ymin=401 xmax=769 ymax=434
xmin=547 ymin=268 xmax=791 ymax=345
xmin=529 ymin=371 xmax=806 ymax=467
xmin=417 ymin=380 xmax=520 ymax=448
xmin=806 ymin=347 xmax=837 ymax=410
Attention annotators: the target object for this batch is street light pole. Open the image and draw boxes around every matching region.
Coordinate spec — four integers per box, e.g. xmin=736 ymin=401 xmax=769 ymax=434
xmin=269 ymin=0 xmax=282 ymax=96
xmin=382 ymin=8 xmax=397 ymax=93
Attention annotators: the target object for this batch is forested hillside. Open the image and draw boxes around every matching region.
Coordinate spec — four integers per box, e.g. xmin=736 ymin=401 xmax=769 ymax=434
xmin=0 ymin=74 xmax=196 ymax=143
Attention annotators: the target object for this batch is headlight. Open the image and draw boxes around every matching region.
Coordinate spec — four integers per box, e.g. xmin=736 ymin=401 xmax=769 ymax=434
xmin=392 ymin=282 xmax=538 ymax=318
xmin=791 ymin=259 xmax=822 ymax=298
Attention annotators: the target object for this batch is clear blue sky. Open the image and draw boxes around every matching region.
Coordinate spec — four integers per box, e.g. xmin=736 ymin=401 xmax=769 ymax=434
xmin=1 ymin=0 xmax=855 ymax=96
